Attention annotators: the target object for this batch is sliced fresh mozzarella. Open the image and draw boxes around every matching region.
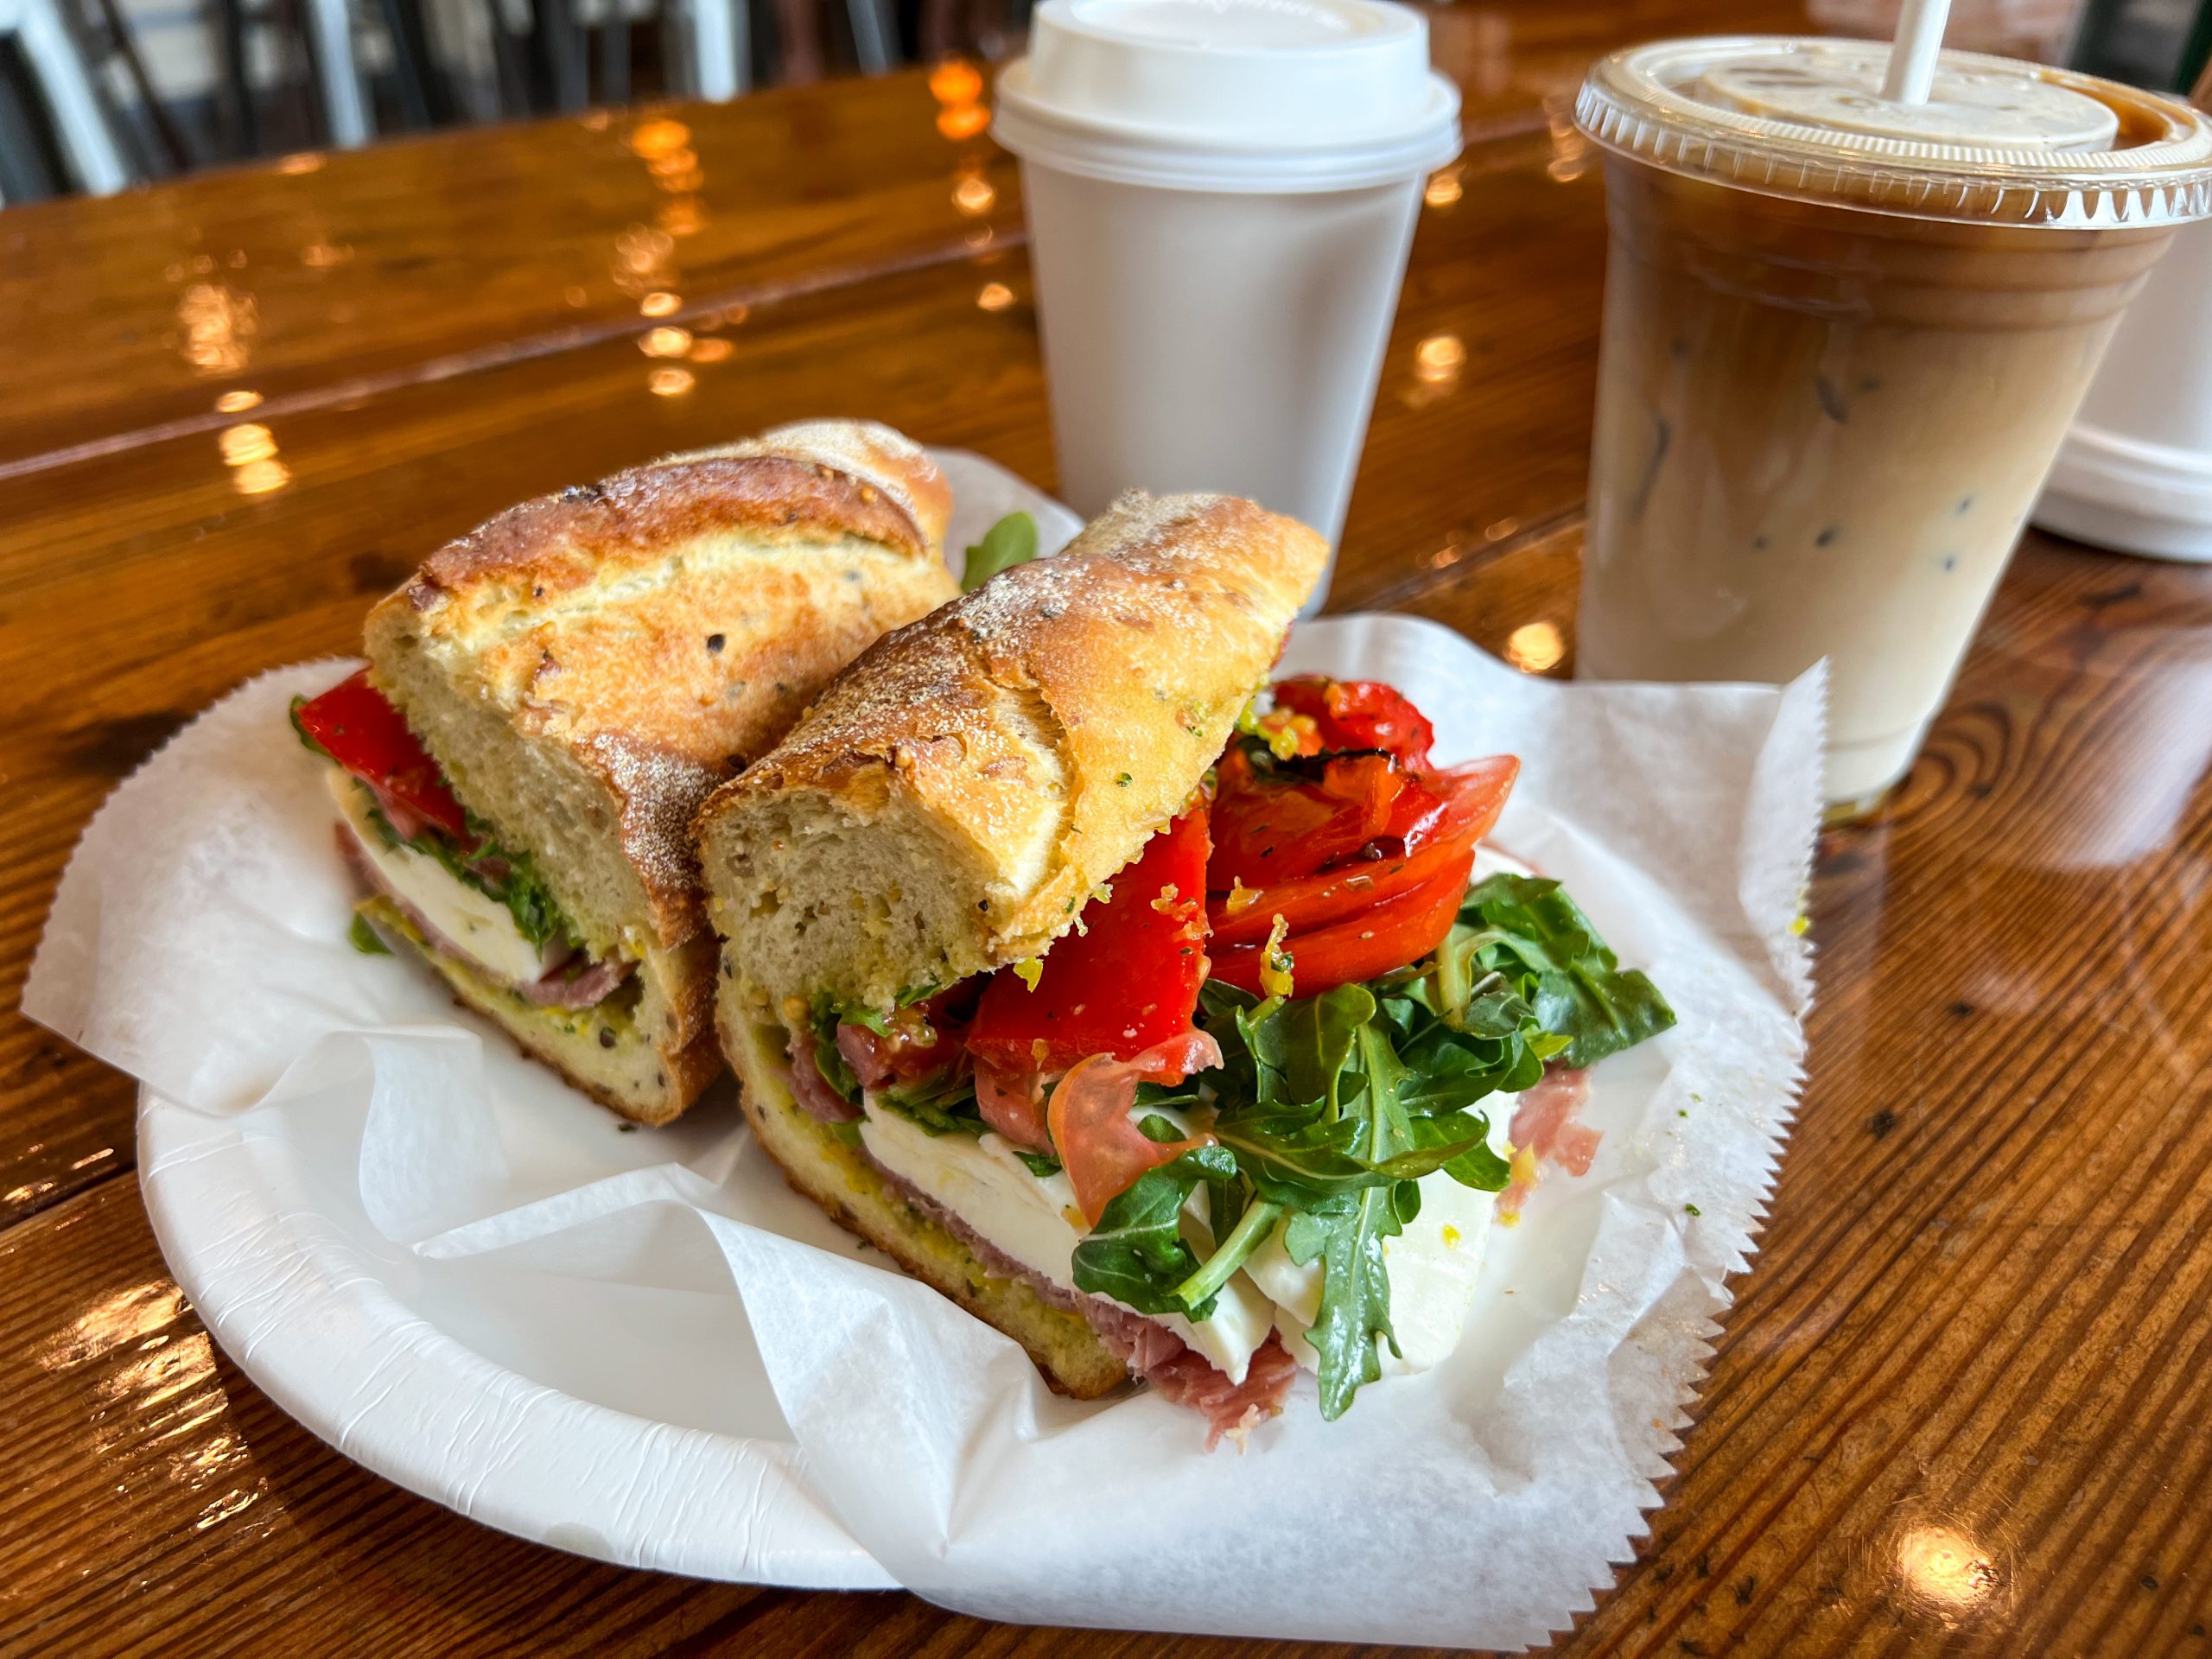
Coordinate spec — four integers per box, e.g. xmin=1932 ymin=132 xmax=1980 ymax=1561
xmin=1247 ymin=1105 xmax=1514 ymax=1376
xmin=329 ymin=769 xmax=558 ymax=987
xmin=856 ymin=1104 xmax=1275 ymax=1383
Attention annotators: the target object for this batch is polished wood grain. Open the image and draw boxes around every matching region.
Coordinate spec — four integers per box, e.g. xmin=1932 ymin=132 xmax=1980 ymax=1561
xmin=8 ymin=12 xmax=2212 ymax=1656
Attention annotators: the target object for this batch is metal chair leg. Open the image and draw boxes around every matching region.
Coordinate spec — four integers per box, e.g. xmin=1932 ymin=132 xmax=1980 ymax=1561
xmin=530 ymin=0 xmax=584 ymax=109
xmin=88 ymin=0 xmax=193 ymax=167
xmin=597 ymin=0 xmax=626 ymax=103
xmin=210 ymin=0 xmax=257 ymax=155
xmin=11 ymin=0 xmax=129 ymax=191
xmin=299 ymin=0 xmax=370 ymax=144
xmin=689 ymin=0 xmax=744 ymax=98
xmin=846 ymin=0 xmax=892 ymax=73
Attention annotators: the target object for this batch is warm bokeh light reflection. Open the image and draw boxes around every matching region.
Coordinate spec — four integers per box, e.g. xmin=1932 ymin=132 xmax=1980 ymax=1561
xmin=639 ymin=290 xmax=681 ymax=317
xmin=219 ymin=422 xmax=290 ymax=495
xmin=214 ymin=390 xmax=263 ymax=414
xmin=976 ymin=282 xmax=1014 ymax=312
xmin=276 ymin=152 xmax=324 ymax=175
xmin=952 ymin=171 xmax=995 ymax=216
xmin=220 ymin=423 xmax=276 ymax=465
xmin=658 ymin=200 xmax=704 ymax=237
xmin=37 ymin=1280 xmax=188 ymax=1370
xmin=640 ymin=327 xmax=692 ymax=357
xmin=631 ymin=118 xmax=691 ymax=159
xmin=176 ymin=283 xmax=257 ymax=375
xmin=930 ymin=58 xmax=982 ymax=104
xmin=1897 ymin=1524 xmax=1999 ymax=1613
xmin=689 ymin=337 xmax=734 ymax=363
xmin=1505 ymin=621 xmax=1563 ymax=673
xmin=649 ymin=367 xmax=696 ymax=397
xmin=613 ymin=224 xmax=677 ymax=296
xmin=1425 ymin=166 xmax=1463 ymax=208
xmin=1545 ymin=100 xmax=1590 ymax=182
xmin=1414 ymin=334 xmax=1465 ymax=384
xmin=938 ymin=104 xmax=990 ymax=140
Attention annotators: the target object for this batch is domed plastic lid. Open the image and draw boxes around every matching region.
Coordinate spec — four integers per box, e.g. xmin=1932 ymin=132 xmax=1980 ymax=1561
xmin=1575 ymin=35 xmax=2212 ymax=227
xmin=994 ymin=0 xmax=1462 ymax=193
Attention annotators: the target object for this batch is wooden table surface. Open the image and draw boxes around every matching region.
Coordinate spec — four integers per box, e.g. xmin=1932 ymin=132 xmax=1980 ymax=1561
xmin=7 ymin=5 xmax=2212 ymax=1653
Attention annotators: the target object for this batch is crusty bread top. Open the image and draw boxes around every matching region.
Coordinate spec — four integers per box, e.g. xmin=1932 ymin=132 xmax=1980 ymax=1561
xmin=696 ymin=491 xmax=1327 ymax=1011
xmin=363 ymin=420 xmax=959 ymax=956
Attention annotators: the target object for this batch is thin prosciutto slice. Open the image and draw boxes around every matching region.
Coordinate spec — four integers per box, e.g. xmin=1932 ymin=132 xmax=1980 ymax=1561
xmin=787 ymin=1032 xmax=861 ymax=1123
xmin=1047 ymin=1029 xmax=1224 ymax=1224
xmin=1093 ymin=1319 xmax=1300 ymax=1451
xmin=974 ymin=1059 xmax=1053 ymax=1150
xmin=1498 ymin=1067 xmax=1595 ymax=1218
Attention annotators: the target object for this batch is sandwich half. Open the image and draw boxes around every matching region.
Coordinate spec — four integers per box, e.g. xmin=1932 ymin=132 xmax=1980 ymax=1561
xmin=697 ymin=490 xmax=1677 ymax=1437
xmin=296 ymin=419 xmax=960 ymax=1125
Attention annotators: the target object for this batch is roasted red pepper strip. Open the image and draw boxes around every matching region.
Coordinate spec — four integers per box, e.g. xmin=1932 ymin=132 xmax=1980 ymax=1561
xmin=967 ymin=806 xmax=1212 ymax=1079
xmin=1210 ymin=755 xmax=1516 ymax=945
xmin=1210 ymin=850 xmax=1476 ymax=999
xmin=1270 ymin=677 xmax=1436 ymax=768
xmin=1206 ymin=749 xmax=1402 ymax=888
xmin=295 ymin=669 xmax=469 ymax=840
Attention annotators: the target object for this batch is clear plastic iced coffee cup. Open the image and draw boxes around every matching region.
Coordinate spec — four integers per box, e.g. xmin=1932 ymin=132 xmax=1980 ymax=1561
xmin=1569 ymin=37 xmax=2212 ymax=813
xmin=993 ymin=0 xmax=1464 ymax=612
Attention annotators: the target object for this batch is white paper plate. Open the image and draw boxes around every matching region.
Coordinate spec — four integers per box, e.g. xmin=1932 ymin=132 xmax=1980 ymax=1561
xmin=35 ymin=454 xmax=1822 ymax=1643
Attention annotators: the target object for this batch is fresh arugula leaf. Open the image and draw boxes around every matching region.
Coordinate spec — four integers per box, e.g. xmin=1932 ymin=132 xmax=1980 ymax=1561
xmin=289 ymin=694 xmax=330 ymax=757
xmin=1015 ymin=1149 xmax=1064 ymax=1179
xmin=1287 ymin=1178 xmax=1416 ymax=1420
xmin=1270 ymin=984 xmax=1376 ymax=1115
xmin=960 ymin=512 xmax=1040 ymax=592
xmin=407 ymin=811 xmax=576 ymax=950
xmin=1455 ymin=874 xmax=1678 ymax=1066
xmin=347 ymin=912 xmax=391 ymax=955
xmin=1173 ymin=1197 xmax=1282 ymax=1313
xmin=1070 ymin=1144 xmax=1237 ymax=1317
xmin=1136 ymin=1113 xmax=1187 ymax=1143
xmin=1133 ymin=1082 xmax=1204 ymax=1111
xmin=877 ymin=1072 xmax=984 ymax=1136
xmin=837 ymin=1003 xmax=893 ymax=1037
xmin=1213 ymin=1112 xmax=1378 ymax=1205
xmin=805 ymin=995 xmax=862 ymax=1105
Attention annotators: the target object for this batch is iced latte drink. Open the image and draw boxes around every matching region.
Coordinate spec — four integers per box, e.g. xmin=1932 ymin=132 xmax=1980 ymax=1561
xmin=1572 ymin=40 xmax=2212 ymax=810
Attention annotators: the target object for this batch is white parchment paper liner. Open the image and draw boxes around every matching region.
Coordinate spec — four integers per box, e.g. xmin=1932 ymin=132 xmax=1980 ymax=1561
xmin=24 ymin=453 xmax=1821 ymax=1648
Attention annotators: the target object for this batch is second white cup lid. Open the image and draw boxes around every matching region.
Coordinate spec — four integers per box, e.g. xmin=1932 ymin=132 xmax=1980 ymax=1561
xmin=995 ymin=0 xmax=1463 ymax=192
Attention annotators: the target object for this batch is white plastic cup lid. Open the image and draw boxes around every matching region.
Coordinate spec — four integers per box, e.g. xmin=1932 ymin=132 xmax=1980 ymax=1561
xmin=1574 ymin=36 xmax=2212 ymax=228
xmin=993 ymin=0 xmax=1463 ymax=193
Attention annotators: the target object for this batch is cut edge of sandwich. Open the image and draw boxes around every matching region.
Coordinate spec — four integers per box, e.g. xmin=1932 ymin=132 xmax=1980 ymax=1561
xmin=723 ymin=1006 xmax=1131 ymax=1396
xmin=359 ymin=893 xmax=721 ymax=1126
xmin=365 ymin=421 xmax=957 ymax=969
xmin=325 ymin=419 xmax=958 ymax=1125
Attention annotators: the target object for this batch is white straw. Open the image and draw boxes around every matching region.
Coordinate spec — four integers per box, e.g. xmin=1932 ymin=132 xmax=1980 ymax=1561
xmin=1881 ymin=0 xmax=1953 ymax=104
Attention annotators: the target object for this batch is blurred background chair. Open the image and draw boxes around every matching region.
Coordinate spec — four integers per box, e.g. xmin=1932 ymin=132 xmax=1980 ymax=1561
xmin=0 ymin=0 xmax=1023 ymax=200
xmin=0 ymin=0 xmax=130 ymax=196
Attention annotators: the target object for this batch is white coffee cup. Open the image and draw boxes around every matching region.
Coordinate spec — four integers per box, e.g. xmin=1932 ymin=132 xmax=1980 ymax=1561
xmin=993 ymin=0 xmax=1463 ymax=610
xmin=2036 ymin=217 xmax=2212 ymax=561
